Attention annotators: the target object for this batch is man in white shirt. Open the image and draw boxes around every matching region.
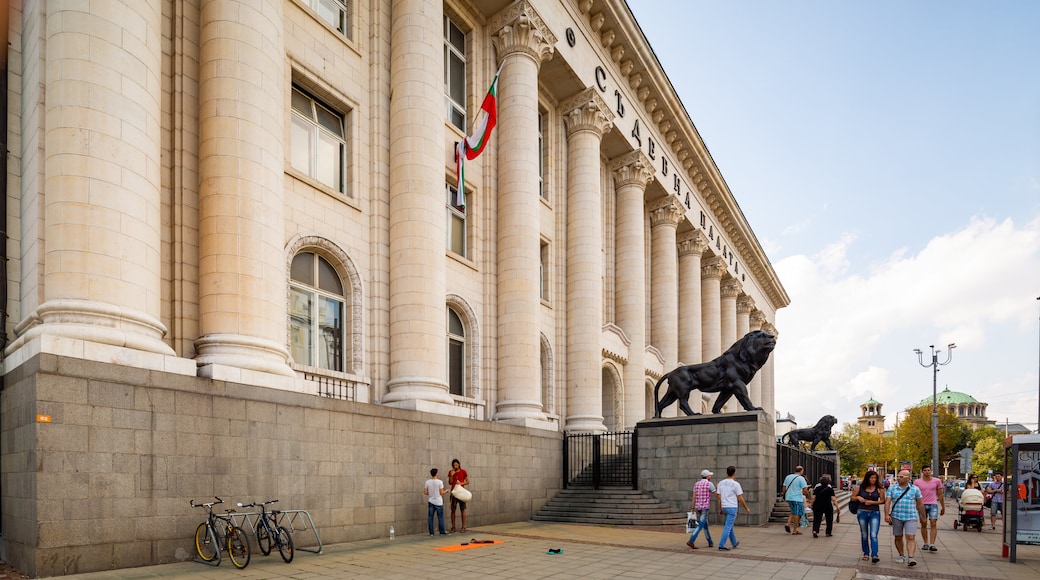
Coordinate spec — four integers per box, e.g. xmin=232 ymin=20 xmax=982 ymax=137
xmin=716 ymin=465 xmax=752 ymax=550
xmin=423 ymin=468 xmax=449 ymax=536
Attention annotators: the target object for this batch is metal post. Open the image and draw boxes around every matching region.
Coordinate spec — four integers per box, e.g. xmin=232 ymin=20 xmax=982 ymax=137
xmin=915 ymin=344 xmax=955 ymax=475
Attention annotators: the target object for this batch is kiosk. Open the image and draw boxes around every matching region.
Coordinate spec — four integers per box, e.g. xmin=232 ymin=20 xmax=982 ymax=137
xmin=1003 ymin=434 xmax=1040 ymax=562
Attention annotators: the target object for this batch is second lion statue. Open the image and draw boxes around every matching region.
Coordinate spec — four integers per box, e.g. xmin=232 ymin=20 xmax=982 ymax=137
xmin=653 ymin=330 xmax=776 ymax=417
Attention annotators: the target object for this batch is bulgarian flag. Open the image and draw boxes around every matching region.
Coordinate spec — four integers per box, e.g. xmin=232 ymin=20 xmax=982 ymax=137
xmin=455 ymin=65 xmax=503 ymax=209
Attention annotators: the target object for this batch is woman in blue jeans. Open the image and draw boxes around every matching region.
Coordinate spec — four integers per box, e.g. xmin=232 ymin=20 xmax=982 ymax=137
xmin=851 ymin=470 xmax=886 ymax=563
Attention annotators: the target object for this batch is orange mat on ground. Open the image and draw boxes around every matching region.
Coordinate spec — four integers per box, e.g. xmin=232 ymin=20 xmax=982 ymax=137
xmin=435 ymin=540 xmax=504 ymax=552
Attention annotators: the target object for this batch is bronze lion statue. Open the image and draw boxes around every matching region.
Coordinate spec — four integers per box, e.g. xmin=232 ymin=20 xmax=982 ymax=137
xmin=653 ymin=330 xmax=776 ymax=417
xmin=780 ymin=415 xmax=838 ymax=452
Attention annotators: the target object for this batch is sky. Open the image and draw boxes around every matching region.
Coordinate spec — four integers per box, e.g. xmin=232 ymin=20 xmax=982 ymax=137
xmin=626 ymin=0 xmax=1040 ymax=432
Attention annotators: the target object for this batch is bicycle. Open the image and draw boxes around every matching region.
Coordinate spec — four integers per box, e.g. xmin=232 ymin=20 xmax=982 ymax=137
xmin=190 ymin=497 xmax=251 ymax=568
xmin=239 ymin=499 xmax=294 ymax=563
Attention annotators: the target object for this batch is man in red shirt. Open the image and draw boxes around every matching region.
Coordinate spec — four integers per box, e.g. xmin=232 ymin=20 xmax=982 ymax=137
xmin=448 ymin=458 xmax=470 ymax=533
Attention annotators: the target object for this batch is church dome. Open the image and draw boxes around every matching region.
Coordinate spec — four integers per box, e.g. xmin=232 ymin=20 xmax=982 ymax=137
xmin=915 ymin=387 xmax=978 ymax=407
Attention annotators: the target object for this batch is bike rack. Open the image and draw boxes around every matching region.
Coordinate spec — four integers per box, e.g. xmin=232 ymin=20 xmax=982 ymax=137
xmin=224 ymin=509 xmax=323 ymax=554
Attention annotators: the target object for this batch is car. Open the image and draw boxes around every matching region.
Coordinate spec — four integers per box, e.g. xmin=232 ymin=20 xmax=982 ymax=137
xmin=946 ymin=479 xmax=966 ymax=499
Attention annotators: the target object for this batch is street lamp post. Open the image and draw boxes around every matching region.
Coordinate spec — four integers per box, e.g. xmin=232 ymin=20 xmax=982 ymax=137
xmin=915 ymin=344 xmax=955 ymax=475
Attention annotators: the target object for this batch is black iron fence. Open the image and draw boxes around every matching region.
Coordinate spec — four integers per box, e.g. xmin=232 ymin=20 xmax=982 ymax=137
xmin=776 ymin=443 xmax=839 ymax=495
xmin=563 ymin=431 xmax=637 ymax=489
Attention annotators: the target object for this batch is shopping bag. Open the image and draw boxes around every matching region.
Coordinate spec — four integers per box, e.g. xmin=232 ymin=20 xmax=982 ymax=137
xmin=686 ymin=511 xmax=697 ymax=533
xmin=451 ymin=485 xmax=472 ymax=502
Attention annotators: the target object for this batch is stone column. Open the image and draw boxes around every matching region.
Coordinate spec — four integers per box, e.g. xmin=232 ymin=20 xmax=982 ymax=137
xmin=700 ymin=256 xmax=726 ymax=361
xmin=382 ymin=0 xmax=454 ymax=407
xmin=749 ymin=310 xmax=767 ymax=406
xmin=700 ymin=256 xmax=726 ymax=411
xmin=649 ymin=197 xmax=684 ymax=371
xmin=720 ymin=277 xmax=740 ymax=353
xmin=490 ymin=1 xmax=556 ymax=424
xmin=761 ymin=322 xmax=778 ymax=421
xmin=561 ymin=89 xmax=613 ymax=433
xmin=677 ymin=231 xmax=709 ymax=367
xmin=736 ymin=295 xmax=755 ymax=410
xmin=17 ymin=0 xmax=174 ymax=358
xmin=610 ymin=151 xmax=655 ymax=428
xmin=195 ymin=0 xmax=292 ymax=379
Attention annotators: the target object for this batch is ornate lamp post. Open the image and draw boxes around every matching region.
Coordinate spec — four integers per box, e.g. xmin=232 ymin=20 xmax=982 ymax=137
xmin=915 ymin=344 xmax=955 ymax=475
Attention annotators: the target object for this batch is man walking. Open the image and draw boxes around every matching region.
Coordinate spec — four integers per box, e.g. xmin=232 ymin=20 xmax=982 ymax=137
xmin=986 ymin=473 xmax=1005 ymax=530
xmin=782 ymin=466 xmax=809 ymax=535
xmin=716 ymin=465 xmax=752 ymax=550
xmin=885 ymin=470 xmax=926 ymax=567
xmin=687 ymin=469 xmax=715 ymax=549
xmin=913 ymin=466 xmax=945 ymax=552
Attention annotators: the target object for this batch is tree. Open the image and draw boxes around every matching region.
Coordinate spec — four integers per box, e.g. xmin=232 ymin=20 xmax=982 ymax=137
xmin=970 ymin=436 xmax=1004 ymax=478
xmin=833 ymin=422 xmax=892 ymax=477
xmin=892 ymin=406 xmax=970 ymax=473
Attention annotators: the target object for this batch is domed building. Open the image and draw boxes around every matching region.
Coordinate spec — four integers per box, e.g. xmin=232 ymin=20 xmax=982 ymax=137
xmin=914 ymin=387 xmax=996 ymax=429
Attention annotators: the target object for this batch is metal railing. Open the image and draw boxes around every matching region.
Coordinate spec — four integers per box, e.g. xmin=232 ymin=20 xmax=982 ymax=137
xmin=563 ymin=431 xmax=637 ymax=489
xmin=224 ymin=509 xmax=323 ymax=554
xmin=776 ymin=443 xmax=838 ymax=495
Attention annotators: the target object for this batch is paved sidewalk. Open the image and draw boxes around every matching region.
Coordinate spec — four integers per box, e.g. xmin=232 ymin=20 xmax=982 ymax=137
xmin=36 ymin=508 xmax=1040 ymax=579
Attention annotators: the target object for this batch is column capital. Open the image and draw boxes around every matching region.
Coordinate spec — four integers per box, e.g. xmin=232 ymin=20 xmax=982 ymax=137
xmin=761 ymin=322 xmax=778 ymax=336
xmin=701 ymin=255 xmax=727 ymax=280
xmin=491 ymin=0 xmax=556 ymax=65
xmin=677 ymin=230 xmax=710 ymax=257
xmin=608 ymin=150 xmax=655 ymax=189
xmin=648 ymin=196 xmax=684 ymax=228
xmin=750 ymin=309 xmax=767 ymax=329
xmin=561 ymin=88 xmax=614 ymax=137
xmin=721 ymin=277 xmax=742 ymax=299
xmin=737 ymin=294 xmax=756 ymax=314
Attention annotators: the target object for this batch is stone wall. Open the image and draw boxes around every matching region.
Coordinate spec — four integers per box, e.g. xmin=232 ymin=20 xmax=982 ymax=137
xmin=636 ymin=412 xmax=775 ymax=525
xmin=0 ymin=354 xmax=562 ymax=576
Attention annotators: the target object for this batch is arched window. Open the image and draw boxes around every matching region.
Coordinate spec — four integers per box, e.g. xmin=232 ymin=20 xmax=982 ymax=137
xmin=447 ymin=308 xmax=465 ymax=396
xmin=290 ymin=252 xmax=346 ymax=371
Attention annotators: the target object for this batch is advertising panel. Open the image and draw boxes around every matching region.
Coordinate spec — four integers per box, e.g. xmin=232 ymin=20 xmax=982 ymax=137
xmin=1016 ymin=450 xmax=1040 ymax=544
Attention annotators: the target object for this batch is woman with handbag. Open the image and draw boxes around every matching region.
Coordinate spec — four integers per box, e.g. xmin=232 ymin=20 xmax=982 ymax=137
xmin=448 ymin=458 xmax=470 ymax=533
xmin=851 ymin=470 xmax=885 ymax=564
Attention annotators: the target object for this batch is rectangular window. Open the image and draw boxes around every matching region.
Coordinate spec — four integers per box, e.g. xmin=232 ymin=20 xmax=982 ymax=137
xmin=444 ymin=15 xmax=466 ymax=131
xmin=447 ymin=184 xmax=467 ymax=257
xmin=309 ymin=0 xmax=352 ymax=39
xmin=291 ymin=86 xmax=349 ymax=196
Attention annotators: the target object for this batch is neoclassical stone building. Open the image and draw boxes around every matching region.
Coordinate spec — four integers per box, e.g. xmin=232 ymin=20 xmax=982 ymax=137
xmin=0 ymin=0 xmax=787 ymax=574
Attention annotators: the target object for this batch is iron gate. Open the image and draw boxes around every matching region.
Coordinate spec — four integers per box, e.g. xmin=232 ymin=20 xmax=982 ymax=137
xmin=563 ymin=431 xmax=637 ymax=489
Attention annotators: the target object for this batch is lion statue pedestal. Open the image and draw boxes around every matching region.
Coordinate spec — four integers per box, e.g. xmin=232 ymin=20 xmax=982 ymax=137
xmin=635 ymin=411 xmax=776 ymax=526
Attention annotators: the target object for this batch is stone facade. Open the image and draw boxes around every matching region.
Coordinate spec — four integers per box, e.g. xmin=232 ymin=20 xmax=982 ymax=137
xmin=0 ymin=0 xmax=788 ymax=574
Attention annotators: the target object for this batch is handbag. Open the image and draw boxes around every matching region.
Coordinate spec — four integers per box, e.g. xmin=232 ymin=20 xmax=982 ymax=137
xmin=451 ymin=484 xmax=472 ymax=502
xmin=848 ymin=486 xmax=860 ymax=514
xmin=686 ymin=511 xmax=697 ymax=533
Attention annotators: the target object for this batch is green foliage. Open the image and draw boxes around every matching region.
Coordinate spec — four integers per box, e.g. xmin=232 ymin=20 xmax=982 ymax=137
xmin=833 ymin=422 xmax=891 ymax=476
xmin=892 ymin=406 xmax=970 ymax=473
xmin=970 ymin=436 xmax=1004 ymax=477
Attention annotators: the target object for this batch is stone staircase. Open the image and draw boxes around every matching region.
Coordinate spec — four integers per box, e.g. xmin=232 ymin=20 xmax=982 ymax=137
xmin=532 ymin=488 xmax=688 ymax=526
xmin=769 ymin=490 xmax=851 ymax=523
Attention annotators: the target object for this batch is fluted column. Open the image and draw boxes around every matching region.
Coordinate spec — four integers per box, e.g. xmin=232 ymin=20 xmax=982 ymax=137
xmin=196 ymin=0 xmax=292 ymax=378
xmin=678 ymin=232 xmax=710 ymax=367
xmin=700 ymin=256 xmax=726 ymax=411
xmin=749 ymin=310 xmax=767 ymax=406
xmin=610 ymin=151 xmax=655 ymax=428
xmin=561 ymin=89 xmax=613 ymax=433
xmin=16 ymin=0 xmax=174 ymax=358
xmin=649 ymin=198 xmax=684 ymax=371
xmin=382 ymin=0 xmax=453 ymax=406
xmin=736 ymin=295 xmax=755 ymax=412
xmin=490 ymin=1 xmax=556 ymax=424
xmin=700 ymin=256 xmax=726 ymax=361
xmin=720 ymin=278 xmax=740 ymax=351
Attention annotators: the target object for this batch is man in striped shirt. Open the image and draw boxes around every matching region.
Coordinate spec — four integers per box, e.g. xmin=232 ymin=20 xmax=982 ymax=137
xmin=687 ymin=469 xmax=716 ymax=549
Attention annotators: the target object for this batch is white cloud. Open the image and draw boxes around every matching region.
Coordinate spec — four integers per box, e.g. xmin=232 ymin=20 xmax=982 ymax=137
xmin=773 ymin=214 xmax=1040 ymax=431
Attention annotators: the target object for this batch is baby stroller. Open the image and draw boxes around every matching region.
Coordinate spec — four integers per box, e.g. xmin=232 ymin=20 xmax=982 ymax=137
xmin=954 ymin=488 xmax=985 ymax=532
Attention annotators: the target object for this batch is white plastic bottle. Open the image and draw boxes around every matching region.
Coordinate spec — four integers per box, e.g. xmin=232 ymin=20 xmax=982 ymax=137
xmin=389 ymin=525 xmax=395 ymax=540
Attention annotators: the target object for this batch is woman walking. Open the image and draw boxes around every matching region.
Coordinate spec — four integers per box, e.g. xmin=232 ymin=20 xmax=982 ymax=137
xmin=811 ymin=474 xmax=839 ymax=538
xmin=850 ymin=470 xmax=886 ymax=563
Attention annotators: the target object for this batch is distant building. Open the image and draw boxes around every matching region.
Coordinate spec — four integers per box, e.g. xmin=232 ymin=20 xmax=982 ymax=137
xmin=913 ymin=387 xmax=996 ymax=429
xmin=776 ymin=411 xmax=797 ymax=440
xmin=858 ymin=398 xmax=885 ymax=436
